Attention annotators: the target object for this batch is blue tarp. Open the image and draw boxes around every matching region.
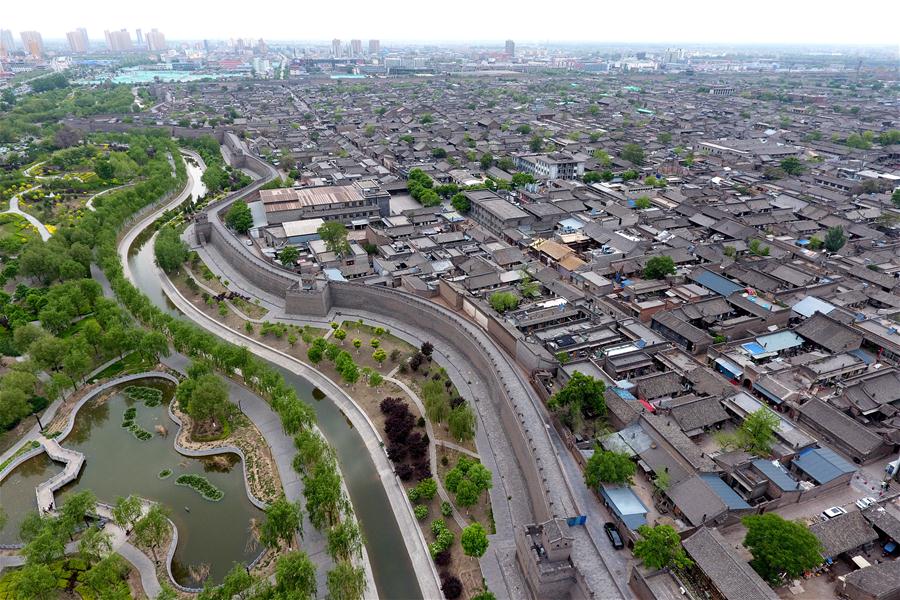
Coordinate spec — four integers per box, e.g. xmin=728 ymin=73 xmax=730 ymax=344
xmin=791 ymin=447 xmax=856 ymax=485
xmin=741 ymin=342 xmax=767 ymax=356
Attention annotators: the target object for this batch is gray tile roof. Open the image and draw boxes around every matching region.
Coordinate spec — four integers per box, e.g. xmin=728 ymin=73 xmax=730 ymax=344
xmin=682 ymin=527 xmax=778 ymax=600
xmin=810 ymin=510 xmax=878 ymax=557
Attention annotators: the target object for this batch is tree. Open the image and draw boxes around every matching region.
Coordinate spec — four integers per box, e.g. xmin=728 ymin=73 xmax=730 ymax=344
xmin=133 ymin=504 xmax=170 ymax=564
xmin=14 ymin=563 xmax=58 ymax=600
xmin=445 ymin=457 xmax=492 ymax=508
xmin=529 ymin=135 xmax=543 ymax=152
xmin=738 ymin=408 xmax=780 ymax=456
xmin=372 ymin=348 xmax=387 ymax=365
xmin=549 ymin=371 xmax=606 ymax=427
xmin=742 ymin=513 xmax=823 ymax=584
xmin=94 ymin=158 xmax=115 ymax=180
xmin=448 ymin=403 xmax=476 ymax=442
xmin=60 ymin=490 xmax=97 ymax=530
xmin=78 ymin=525 xmax=113 ymax=565
xmin=620 ymin=143 xmax=645 ymax=165
xmin=780 ymin=157 xmax=805 ymax=175
xmin=318 ymin=221 xmax=351 ymax=256
xmin=644 ymin=255 xmax=676 ymax=279
xmin=450 ymin=192 xmax=471 ymax=213
xmin=225 ymin=200 xmax=253 ymax=233
xmin=657 ymin=132 xmax=673 ymax=145
xmin=327 ymin=519 xmax=363 ymax=562
xmin=748 ymin=239 xmax=770 ymax=257
xmin=155 ymin=227 xmax=189 ymax=272
xmin=63 ymin=348 xmax=91 ymax=389
xmin=633 ymin=524 xmax=693 ymax=570
xmin=480 ymin=152 xmax=494 ymax=170
xmin=260 ymin=498 xmax=303 ymax=550
xmin=23 ymin=528 xmax=66 ymax=564
xmin=278 ymin=245 xmax=299 ymax=267
xmin=112 ymin=495 xmax=142 ymax=533
xmin=892 ymin=188 xmax=900 ymax=209
xmin=584 ymin=447 xmax=635 ymax=488
xmin=275 ymin=551 xmax=318 ymax=599
xmin=634 ymin=196 xmax=652 ymax=210
xmin=461 ymin=522 xmax=489 ymax=557
xmin=180 ymin=373 xmax=234 ymax=430
xmin=824 ymin=226 xmax=847 ymax=252
xmin=334 ymin=328 xmax=347 ymax=344
xmin=511 ymin=172 xmax=535 ymax=187
xmin=326 ymin=561 xmax=367 ymax=600
xmin=489 ymin=291 xmax=519 ymax=313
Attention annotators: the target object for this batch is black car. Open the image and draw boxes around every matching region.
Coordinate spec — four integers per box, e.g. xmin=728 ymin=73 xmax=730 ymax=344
xmin=604 ymin=522 xmax=624 ymax=549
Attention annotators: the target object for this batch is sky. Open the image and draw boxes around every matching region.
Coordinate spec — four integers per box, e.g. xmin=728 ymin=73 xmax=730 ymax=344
xmin=3 ymin=0 xmax=899 ymax=46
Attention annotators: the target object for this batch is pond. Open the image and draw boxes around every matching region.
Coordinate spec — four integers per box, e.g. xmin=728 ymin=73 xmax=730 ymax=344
xmin=56 ymin=378 xmax=262 ymax=587
xmin=0 ymin=454 xmax=63 ymax=545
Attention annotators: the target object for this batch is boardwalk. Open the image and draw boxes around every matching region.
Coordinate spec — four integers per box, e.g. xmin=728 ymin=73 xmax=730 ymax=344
xmin=35 ymin=437 xmax=85 ymax=513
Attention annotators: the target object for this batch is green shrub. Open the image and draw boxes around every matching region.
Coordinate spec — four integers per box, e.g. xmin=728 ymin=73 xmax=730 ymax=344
xmin=175 ymin=473 xmax=224 ymax=501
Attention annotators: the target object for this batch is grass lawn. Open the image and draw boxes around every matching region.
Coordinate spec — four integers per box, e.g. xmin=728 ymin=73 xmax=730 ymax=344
xmin=87 ymin=352 xmax=156 ymax=382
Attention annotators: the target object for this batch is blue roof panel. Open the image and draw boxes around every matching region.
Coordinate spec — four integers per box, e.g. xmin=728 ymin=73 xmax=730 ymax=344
xmin=694 ymin=270 xmax=744 ymax=297
xmin=791 ymin=447 xmax=855 ymax=484
xmin=752 ymin=459 xmax=800 ymax=491
xmin=700 ymin=474 xmax=751 ymax=510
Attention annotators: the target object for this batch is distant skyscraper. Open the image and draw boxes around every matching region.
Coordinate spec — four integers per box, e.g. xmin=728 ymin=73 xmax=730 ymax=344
xmin=106 ymin=29 xmax=133 ymax=52
xmin=20 ymin=31 xmax=44 ymax=58
xmin=350 ymin=39 xmax=362 ymax=57
xmin=66 ymin=28 xmax=89 ymax=53
xmin=257 ymin=38 xmax=268 ymax=55
xmin=146 ymin=29 xmax=166 ymax=52
xmin=368 ymin=39 xmax=380 ymax=56
xmin=505 ymin=39 xmax=515 ymax=58
xmin=136 ymin=28 xmax=144 ymax=45
xmin=0 ymin=30 xmax=14 ymax=57
xmin=331 ymin=38 xmax=342 ymax=58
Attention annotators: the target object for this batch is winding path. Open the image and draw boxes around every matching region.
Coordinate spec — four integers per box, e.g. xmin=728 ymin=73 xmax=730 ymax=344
xmin=3 ymin=185 xmax=51 ymax=241
xmin=86 ymin=182 xmax=136 ymax=212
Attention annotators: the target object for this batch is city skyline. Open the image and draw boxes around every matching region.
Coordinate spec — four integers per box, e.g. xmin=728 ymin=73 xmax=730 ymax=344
xmin=2 ymin=0 xmax=898 ymax=46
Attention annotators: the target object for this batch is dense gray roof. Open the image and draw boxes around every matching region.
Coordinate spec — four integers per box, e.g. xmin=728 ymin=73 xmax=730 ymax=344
xmin=843 ymin=558 xmax=900 ymax=598
xmin=798 ymin=398 xmax=884 ymax=457
xmin=794 ymin=312 xmax=863 ymax=353
xmin=810 ymin=510 xmax=878 ymax=557
xmin=682 ymin=527 xmax=778 ymax=600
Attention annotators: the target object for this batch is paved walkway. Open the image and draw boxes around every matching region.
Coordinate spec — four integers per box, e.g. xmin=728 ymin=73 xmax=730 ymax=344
xmin=3 ymin=184 xmax=51 ymax=241
xmin=35 ymin=438 xmax=85 ymax=513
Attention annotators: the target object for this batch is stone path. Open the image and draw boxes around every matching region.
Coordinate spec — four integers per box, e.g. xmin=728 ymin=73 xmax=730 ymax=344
xmin=35 ymin=437 xmax=85 ymax=513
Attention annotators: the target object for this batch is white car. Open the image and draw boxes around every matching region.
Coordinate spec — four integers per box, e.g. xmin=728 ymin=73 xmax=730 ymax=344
xmin=856 ymin=497 xmax=878 ymax=510
xmin=822 ymin=506 xmax=848 ymax=519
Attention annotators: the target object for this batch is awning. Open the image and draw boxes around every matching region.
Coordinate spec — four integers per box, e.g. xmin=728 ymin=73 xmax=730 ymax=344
xmin=714 ymin=357 xmax=743 ymax=379
xmin=639 ymin=399 xmax=656 ymax=413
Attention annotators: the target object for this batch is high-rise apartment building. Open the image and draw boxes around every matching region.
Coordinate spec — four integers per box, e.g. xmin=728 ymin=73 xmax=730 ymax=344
xmin=350 ymin=39 xmax=362 ymax=57
xmin=135 ymin=28 xmax=144 ymax=46
xmin=146 ymin=29 xmax=166 ymax=52
xmin=105 ymin=29 xmax=133 ymax=52
xmin=331 ymin=38 xmax=342 ymax=58
xmin=0 ymin=30 xmax=15 ymax=57
xmin=66 ymin=28 xmax=89 ymax=53
xmin=368 ymin=39 xmax=380 ymax=56
xmin=20 ymin=31 xmax=44 ymax=58
xmin=505 ymin=39 xmax=515 ymax=58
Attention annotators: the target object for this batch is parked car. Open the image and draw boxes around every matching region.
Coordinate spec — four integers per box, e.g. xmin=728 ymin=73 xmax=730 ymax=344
xmin=823 ymin=506 xmax=848 ymax=519
xmin=245 ymin=239 xmax=253 ymax=246
xmin=856 ymin=497 xmax=878 ymax=510
xmin=604 ymin=522 xmax=624 ymax=549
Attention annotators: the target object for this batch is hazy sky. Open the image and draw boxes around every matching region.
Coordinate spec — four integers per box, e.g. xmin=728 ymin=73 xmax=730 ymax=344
xmin=4 ymin=0 xmax=899 ymax=46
